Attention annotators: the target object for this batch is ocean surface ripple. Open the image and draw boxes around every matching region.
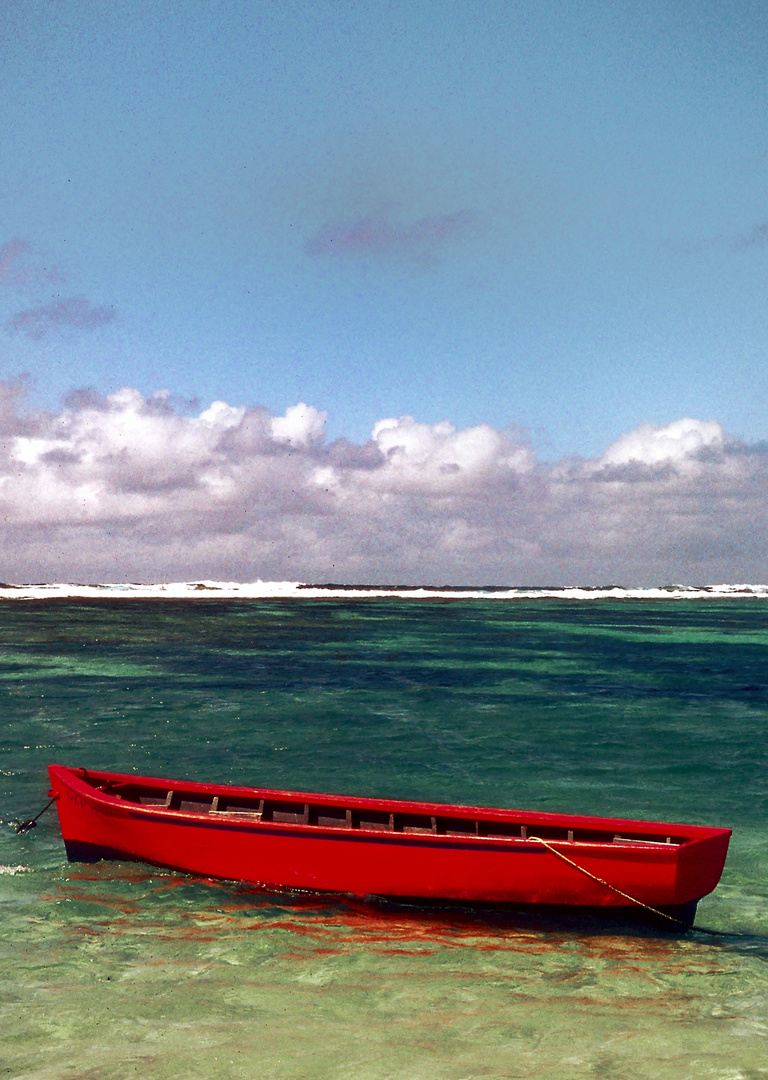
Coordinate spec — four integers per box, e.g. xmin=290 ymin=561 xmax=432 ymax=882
xmin=1 ymin=596 xmax=767 ymax=1079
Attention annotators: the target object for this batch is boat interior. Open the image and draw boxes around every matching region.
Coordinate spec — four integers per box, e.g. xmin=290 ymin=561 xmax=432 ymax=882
xmin=82 ymin=772 xmax=687 ymax=847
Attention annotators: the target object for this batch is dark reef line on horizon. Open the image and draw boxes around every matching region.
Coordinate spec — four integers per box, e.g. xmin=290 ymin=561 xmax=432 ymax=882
xmin=1 ymin=580 xmax=768 ymax=600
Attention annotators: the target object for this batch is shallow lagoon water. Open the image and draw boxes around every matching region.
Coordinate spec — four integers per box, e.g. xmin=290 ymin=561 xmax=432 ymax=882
xmin=2 ymin=598 xmax=767 ymax=1079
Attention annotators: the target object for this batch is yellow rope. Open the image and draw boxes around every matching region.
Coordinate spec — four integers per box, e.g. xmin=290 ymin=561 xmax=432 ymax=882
xmin=527 ymin=835 xmax=686 ymax=927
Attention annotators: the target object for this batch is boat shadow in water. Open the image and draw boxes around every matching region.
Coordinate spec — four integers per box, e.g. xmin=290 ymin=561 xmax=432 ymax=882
xmin=353 ymin=893 xmax=699 ymax=938
xmin=49 ymin=862 xmax=768 ymax=961
xmin=213 ymin=881 xmax=768 ymax=960
xmin=331 ymin=894 xmax=768 ymax=964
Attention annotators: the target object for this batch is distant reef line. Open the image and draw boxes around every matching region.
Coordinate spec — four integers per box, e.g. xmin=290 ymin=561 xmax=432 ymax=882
xmin=1 ymin=581 xmax=768 ymax=600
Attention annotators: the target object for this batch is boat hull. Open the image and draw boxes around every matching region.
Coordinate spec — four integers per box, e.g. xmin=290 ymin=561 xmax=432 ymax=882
xmin=47 ymin=765 xmax=731 ymax=921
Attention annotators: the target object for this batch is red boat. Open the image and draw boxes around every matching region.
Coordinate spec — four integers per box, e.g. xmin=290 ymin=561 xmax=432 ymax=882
xmin=47 ymin=764 xmax=731 ymax=927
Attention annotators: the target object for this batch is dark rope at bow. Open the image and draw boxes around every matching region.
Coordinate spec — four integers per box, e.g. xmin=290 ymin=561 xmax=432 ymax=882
xmin=11 ymin=793 xmax=59 ymax=834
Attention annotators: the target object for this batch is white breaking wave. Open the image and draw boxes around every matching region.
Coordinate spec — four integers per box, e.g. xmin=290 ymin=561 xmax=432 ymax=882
xmin=0 ymin=865 xmax=30 ymax=875
xmin=1 ymin=581 xmax=768 ymax=600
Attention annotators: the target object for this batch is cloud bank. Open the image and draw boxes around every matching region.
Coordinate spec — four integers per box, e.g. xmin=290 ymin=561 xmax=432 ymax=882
xmin=0 ymin=381 xmax=765 ymax=585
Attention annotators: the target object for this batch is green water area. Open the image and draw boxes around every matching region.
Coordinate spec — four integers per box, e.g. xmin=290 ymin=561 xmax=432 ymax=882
xmin=2 ymin=599 xmax=767 ymax=1079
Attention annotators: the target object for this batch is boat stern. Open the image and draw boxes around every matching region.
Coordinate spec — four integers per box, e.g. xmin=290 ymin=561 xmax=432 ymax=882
xmin=674 ymin=828 xmax=732 ymax=906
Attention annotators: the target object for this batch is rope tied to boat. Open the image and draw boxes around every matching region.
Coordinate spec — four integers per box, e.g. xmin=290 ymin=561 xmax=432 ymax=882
xmin=11 ymin=793 xmax=59 ymax=835
xmin=527 ymin=835 xmax=687 ymax=928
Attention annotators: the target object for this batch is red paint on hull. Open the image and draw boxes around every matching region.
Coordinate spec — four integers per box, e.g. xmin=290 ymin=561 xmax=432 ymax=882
xmin=47 ymin=765 xmax=730 ymax=916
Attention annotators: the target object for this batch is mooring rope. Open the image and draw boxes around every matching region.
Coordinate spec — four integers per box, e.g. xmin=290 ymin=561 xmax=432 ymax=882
xmin=11 ymin=793 xmax=59 ymax=834
xmin=527 ymin=835 xmax=687 ymax=927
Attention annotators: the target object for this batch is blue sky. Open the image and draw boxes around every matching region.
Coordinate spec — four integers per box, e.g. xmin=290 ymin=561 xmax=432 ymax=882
xmin=1 ymin=1 xmax=767 ymax=584
xmin=2 ymin=0 xmax=767 ymax=458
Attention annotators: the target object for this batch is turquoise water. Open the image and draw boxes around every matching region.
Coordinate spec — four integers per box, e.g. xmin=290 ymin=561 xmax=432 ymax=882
xmin=2 ymin=599 xmax=767 ymax=1078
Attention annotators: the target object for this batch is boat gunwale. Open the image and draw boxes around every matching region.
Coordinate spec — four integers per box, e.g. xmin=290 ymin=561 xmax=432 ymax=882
xmin=119 ymin=808 xmax=686 ymax=861
xmin=49 ymin=764 xmax=731 ymax=852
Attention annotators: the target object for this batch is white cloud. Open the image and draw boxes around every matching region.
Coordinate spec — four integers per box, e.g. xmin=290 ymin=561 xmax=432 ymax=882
xmin=599 ymin=418 xmax=724 ymax=469
xmin=270 ymin=403 xmax=326 ymax=446
xmin=369 ymin=416 xmax=533 ymax=491
xmin=199 ymin=400 xmax=246 ymax=428
xmin=0 ymin=383 xmax=766 ymax=585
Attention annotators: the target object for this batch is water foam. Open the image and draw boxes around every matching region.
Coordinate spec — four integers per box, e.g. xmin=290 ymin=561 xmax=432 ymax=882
xmin=1 ymin=581 xmax=768 ymax=600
